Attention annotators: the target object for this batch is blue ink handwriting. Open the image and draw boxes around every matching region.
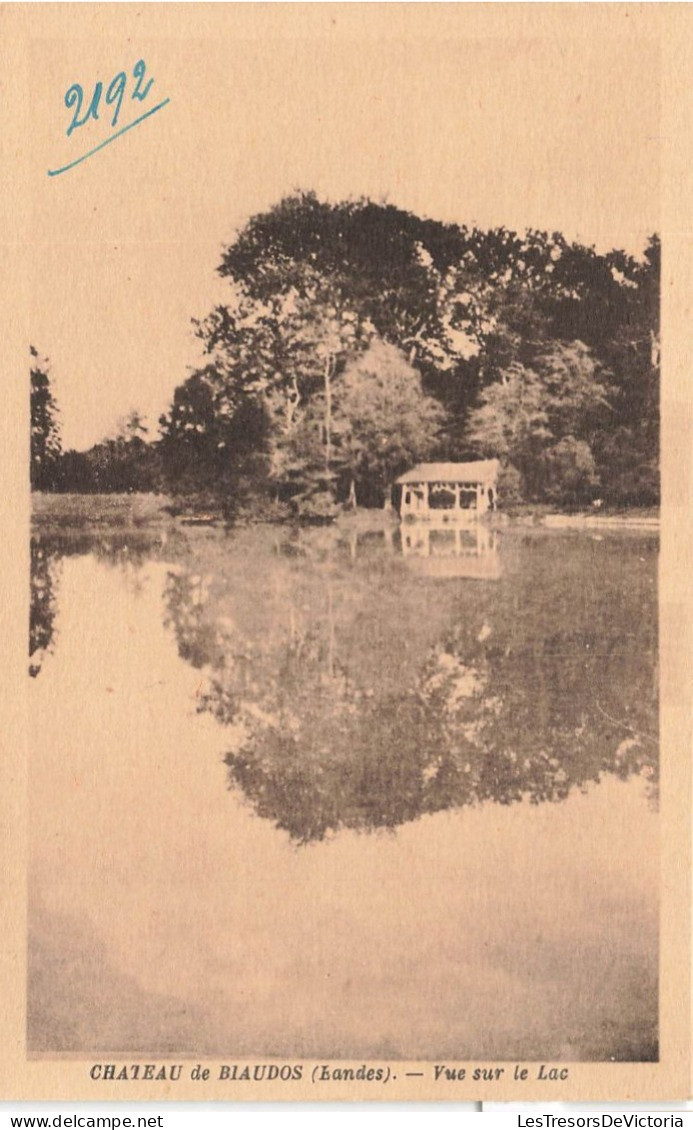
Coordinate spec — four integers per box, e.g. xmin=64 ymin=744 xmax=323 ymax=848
xmin=48 ymin=59 xmax=169 ymax=177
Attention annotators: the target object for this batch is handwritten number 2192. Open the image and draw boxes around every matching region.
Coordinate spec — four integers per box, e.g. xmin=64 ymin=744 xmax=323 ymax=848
xmin=65 ymin=60 xmax=154 ymax=136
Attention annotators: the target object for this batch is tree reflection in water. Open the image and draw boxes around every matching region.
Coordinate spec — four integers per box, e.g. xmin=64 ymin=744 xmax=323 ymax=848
xmin=31 ymin=524 xmax=658 ymax=840
xmin=30 ymin=540 xmax=61 ymax=678
xmin=162 ymin=526 xmax=658 ymax=843
xmin=29 ymin=531 xmax=181 ymax=678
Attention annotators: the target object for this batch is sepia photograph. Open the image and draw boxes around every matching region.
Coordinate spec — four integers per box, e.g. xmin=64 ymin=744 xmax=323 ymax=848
xmin=4 ymin=2 xmax=692 ymax=1103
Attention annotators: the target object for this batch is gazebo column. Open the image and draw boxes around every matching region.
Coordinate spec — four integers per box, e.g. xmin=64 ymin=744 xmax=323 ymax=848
xmin=424 ymin=481 xmax=430 ymax=514
xmin=454 ymin=483 xmax=461 ymax=512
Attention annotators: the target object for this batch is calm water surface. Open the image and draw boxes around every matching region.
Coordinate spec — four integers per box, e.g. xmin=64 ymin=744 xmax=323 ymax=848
xmin=29 ymin=523 xmax=658 ymax=1060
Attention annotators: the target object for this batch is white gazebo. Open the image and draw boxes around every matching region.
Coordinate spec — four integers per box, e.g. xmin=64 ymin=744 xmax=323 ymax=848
xmin=395 ymin=459 xmax=500 ymax=520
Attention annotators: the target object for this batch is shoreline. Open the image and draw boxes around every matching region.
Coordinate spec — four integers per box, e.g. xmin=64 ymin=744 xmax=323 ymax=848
xmin=31 ymin=492 xmax=660 ymax=535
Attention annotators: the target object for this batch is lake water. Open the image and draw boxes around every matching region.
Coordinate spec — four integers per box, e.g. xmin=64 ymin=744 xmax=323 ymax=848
xmin=29 ymin=521 xmax=659 ymax=1061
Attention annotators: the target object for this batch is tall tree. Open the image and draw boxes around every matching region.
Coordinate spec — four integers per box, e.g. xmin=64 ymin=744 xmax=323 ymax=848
xmin=466 ymin=362 xmax=552 ymax=499
xmin=333 ymin=340 xmax=444 ymax=507
xmin=30 ymin=347 xmax=61 ymax=490
xmin=275 ymin=339 xmax=445 ymax=514
xmin=166 ymin=192 xmax=659 ymax=511
xmin=591 ymin=235 xmax=660 ymax=505
xmin=159 ymin=368 xmax=270 ymax=507
xmin=215 ymin=193 xmax=493 ymax=393
xmin=190 ymin=194 xmax=494 ymax=504
xmin=467 ymin=341 xmax=611 ymax=503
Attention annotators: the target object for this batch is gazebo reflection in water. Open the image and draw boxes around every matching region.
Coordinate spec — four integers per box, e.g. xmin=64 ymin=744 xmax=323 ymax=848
xmin=399 ymin=521 xmax=501 ymax=579
xmin=389 ymin=459 xmax=502 ymax=579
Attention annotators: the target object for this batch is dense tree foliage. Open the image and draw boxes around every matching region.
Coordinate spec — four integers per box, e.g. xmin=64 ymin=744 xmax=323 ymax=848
xmin=275 ymin=340 xmax=444 ymax=512
xmin=35 ymin=195 xmax=660 ymax=511
xmin=156 ymin=371 xmax=270 ymax=513
xmin=30 ymin=347 xmax=62 ymax=490
xmin=159 ymin=193 xmax=659 ymax=512
xmin=43 ymin=411 xmax=164 ymax=495
xmin=466 ymin=342 xmax=611 ymax=503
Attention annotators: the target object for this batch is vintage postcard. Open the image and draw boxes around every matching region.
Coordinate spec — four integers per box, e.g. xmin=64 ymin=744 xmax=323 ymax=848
xmin=1 ymin=1 xmax=691 ymax=1103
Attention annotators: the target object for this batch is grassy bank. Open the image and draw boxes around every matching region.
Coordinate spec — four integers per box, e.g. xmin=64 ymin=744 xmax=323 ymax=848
xmin=32 ymin=491 xmax=660 ymax=535
xmin=31 ymin=492 xmax=176 ymax=533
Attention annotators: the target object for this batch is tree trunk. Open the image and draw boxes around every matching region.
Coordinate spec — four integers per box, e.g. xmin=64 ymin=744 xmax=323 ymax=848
xmin=324 ymin=354 xmax=333 ymax=476
xmin=326 ymin=582 xmax=335 ymax=679
xmin=347 ymin=478 xmax=357 ymax=509
xmin=285 ymin=376 xmax=301 ymax=430
xmin=650 ymin=331 xmax=660 ymax=369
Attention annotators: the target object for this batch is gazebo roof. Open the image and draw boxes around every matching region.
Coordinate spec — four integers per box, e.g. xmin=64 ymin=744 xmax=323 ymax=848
xmin=396 ymin=459 xmax=500 ymax=485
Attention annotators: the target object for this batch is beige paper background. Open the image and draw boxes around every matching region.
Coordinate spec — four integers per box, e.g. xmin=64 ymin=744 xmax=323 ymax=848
xmin=1 ymin=1 xmax=691 ymax=1102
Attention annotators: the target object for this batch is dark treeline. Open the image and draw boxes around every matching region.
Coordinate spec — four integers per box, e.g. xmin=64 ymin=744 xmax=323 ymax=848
xmin=30 ymin=370 xmax=163 ymax=494
xmin=32 ymin=193 xmax=660 ymax=515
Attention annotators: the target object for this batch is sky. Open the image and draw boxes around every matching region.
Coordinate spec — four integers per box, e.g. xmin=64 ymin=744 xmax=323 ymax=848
xmin=27 ymin=7 xmax=661 ymax=451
